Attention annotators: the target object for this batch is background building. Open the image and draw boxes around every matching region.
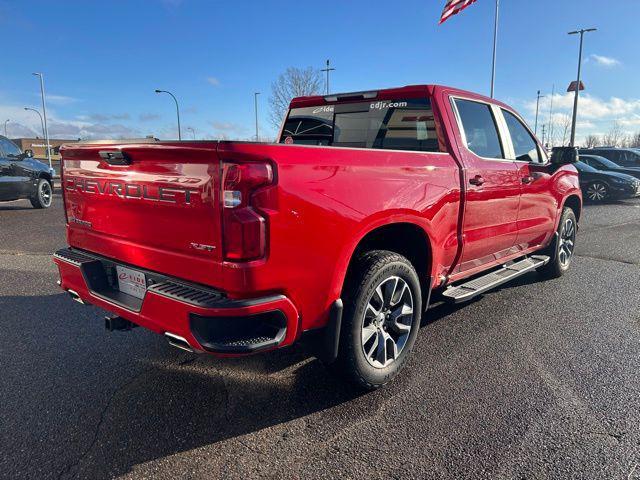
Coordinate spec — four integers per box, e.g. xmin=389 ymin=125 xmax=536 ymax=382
xmin=10 ymin=138 xmax=80 ymax=162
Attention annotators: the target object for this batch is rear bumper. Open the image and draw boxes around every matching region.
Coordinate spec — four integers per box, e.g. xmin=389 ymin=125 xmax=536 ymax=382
xmin=53 ymin=248 xmax=299 ymax=355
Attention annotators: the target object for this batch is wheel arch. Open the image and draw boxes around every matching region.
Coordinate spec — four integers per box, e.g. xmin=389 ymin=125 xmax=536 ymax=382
xmin=562 ymin=194 xmax=582 ymax=223
xmin=38 ymin=171 xmax=53 ymax=182
xmin=339 ymin=221 xmax=433 ymax=308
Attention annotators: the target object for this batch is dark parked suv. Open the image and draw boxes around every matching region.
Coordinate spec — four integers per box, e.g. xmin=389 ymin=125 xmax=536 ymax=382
xmin=579 ymin=147 xmax=640 ymax=168
xmin=0 ymin=135 xmax=54 ymax=208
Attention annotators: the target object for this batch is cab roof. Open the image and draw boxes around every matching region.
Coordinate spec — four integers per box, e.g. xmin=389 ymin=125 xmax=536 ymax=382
xmin=289 ymin=84 xmax=513 ymax=111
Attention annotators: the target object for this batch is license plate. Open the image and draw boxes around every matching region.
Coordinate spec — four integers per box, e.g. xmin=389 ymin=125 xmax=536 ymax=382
xmin=116 ymin=265 xmax=147 ymax=300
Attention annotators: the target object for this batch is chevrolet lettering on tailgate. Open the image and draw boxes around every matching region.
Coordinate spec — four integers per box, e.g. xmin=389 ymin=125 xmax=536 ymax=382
xmin=64 ymin=177 xmax=194 ymax=205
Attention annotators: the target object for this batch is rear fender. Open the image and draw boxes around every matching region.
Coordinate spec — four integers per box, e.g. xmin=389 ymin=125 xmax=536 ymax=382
xmin=328 ymin=212 xmax=435 ymax=303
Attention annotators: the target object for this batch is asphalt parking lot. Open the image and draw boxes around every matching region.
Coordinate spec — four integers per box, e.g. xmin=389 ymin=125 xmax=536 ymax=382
xmin=1 ymin=194 xmax=639 ymax=480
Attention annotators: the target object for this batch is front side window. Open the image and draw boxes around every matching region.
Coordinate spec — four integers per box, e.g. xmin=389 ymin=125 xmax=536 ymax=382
xmin=280 ymin=98 xmax=442 ymax=152
xmin=0 ymin=138 xmax=22 ymax=158
xmin=582 ymin=157 xmax=602 ymax=168
xmin=502 ymin=110 xmax=540 ymax=163
xmin=454 ymin=99 xmax=504 ymax=159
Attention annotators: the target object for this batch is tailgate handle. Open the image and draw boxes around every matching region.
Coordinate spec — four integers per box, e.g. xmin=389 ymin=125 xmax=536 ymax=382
xmin=99 ymin=150 xmax=131 ymax=165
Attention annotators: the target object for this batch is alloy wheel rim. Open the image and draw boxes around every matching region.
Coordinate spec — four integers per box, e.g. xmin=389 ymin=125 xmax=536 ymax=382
xmin=558 ymin=217 xmax=576 ymax=267
xmin=40 ymin=182 xmax=52 ymax=206
xmin=361 ymin=276 xmax=415 ymax=369
xmin=587 ymin=182 xmax=607 ymax=201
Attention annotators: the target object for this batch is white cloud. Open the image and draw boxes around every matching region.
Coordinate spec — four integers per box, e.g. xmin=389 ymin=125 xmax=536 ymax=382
xmin=206 ymin=77 xmax=220 ymax=87
xmin=139 ymin=112 xmax=161 ymax=122
xmin=527 ymin=93 xmax=640 ymax=121
xmin=523 ymin=93 xmax=640 ymax=144
xmin=45 ymin=94 xmax=79 ymax=105
xmin=0 ymin=102 xmax=140 ymax=140
xmin=589 ymin=54 xmax=621 ymax=68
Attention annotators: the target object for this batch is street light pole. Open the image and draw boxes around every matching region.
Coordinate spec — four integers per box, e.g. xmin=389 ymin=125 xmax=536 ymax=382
xmin=3 ymin=119 xmax=9 ymax=137
xmin=490 ymin=0 xmax=499 ymax=98
xmin=24 ymin=108 xmax=45 ymax=142
xmin=186 ymin=127 xmax=195 ymax=139
xmin=568 ymin=28 xmax=597 ymax=147
xmin=254 ymin=92 xmax=260 ymax=141
xmin=534 ymin=90 xmax=545 ymax=135
xmin=155 ymin=89 xmax=181 ymax=140
xmin=321 ymin=59 xmax=336 ymax=95
xmin=32 ymin=73 xmax=51 ymax=169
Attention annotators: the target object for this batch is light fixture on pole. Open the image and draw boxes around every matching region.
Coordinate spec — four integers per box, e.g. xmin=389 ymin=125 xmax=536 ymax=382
xmin=534 ymin=90 xmax=545 ymax=135
xmin=154 ymin=89 xmax=182 ymax=140
xmin=32 ymin=73 xmax=52 ymax=169
xmin=254 ymin=92 xmax=260 ymax=142
xmin=3 ymin=119 xmax=9 ymax=137
xmin=321 ymin=59 xmax=336 ymax=95
xmin=24 ymin=107 xmax=45 ymax=141
xmin=568 ymin=28 xmax=597 ymax=147
xmin=186 ymin=127 xmax=195 ymax=140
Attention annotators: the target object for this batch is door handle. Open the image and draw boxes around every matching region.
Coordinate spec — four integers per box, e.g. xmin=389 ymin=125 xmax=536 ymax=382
xmin=521 ymin=175 xmax=535 ymax=184
xmin=469 ymin=175 xmax=485 ymax=186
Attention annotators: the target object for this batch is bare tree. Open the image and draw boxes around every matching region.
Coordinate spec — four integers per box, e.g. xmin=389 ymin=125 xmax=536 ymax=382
xmin=628 ymin=131 xmax=640 ymax=148
xmin=584 ymin=134 xmax=600 ymax=148
xmin=559 ymin=115 xmax=572 ymax=146
xmin=602 ymin=121 xmax=624 ymax=147
xmin=269 ymin=67 xmax=322 ymax=129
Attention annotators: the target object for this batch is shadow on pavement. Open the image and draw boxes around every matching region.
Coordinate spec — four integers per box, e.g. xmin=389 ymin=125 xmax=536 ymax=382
xmin=0 ymin=292 xmax=364 ymax=479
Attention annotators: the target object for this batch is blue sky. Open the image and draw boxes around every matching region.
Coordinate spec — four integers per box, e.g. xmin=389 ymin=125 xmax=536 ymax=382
xmin=1 ymin=0 xmax=638 ymax=143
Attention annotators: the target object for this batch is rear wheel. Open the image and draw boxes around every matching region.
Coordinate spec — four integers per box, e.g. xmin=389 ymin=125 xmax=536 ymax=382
xmin=538 ymin=207 xmax=577 ymax=279
xmin=334 ymin=250 xmax=422 ymax=390
xmin=30 ymin=179 xmax=53 ymax=209
xmin=586 ymin=181 xmax=608 ymax=202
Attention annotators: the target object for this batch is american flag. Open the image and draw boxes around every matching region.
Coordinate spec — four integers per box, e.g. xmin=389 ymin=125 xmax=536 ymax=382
xmin=439 ymin=0 xmax=478 ymax=24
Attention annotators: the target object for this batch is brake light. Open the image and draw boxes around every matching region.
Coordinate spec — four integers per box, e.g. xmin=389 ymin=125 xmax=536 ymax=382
xmin=221 ymin=162 xmax=274 ymax=261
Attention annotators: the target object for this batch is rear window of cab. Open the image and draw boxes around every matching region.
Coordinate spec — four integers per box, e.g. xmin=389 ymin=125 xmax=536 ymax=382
xmin=280 ymin=98 xmax=443 ymax=153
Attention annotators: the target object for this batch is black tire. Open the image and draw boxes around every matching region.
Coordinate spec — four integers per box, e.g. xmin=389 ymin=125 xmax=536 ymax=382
xmin=585 ymin=181 xmax=609 ymax=202
xmin=538 ymin=207 xmax=577 ymax=279
xmin=30 ymin=178 xmax=53 ymax=209
xmin=333 ymin=250 xmax=422 ymax=390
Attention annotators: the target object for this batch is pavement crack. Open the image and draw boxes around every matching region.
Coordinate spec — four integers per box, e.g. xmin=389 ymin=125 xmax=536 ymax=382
xmin=55 ymin=366 xmax=155 ymax=480
xmin=0 ymin=250 xmax=53 ymax=257
xmin=575 ymin=254 xmax=639 ymax=266
xmin=237 ymin=437 xmax=267 ymax=456
xmin=583 ymin=430 xmax=625 ymax=442
xmin=178 ymin=356 xmax=198 ymax=366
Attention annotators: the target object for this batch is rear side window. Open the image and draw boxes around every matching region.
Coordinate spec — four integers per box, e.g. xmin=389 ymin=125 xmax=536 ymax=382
xmin=502 ymin=110 xmax=540 ymax=163
xmin=454 ymin=99 xmax=504 ymax=159
xmin=618 ymin=150 xmax=640 ymax=166
xmin=0 ymin=138 xmax=22 ymax=158
xmin=280 ymin=98 xmax=442 ymax=152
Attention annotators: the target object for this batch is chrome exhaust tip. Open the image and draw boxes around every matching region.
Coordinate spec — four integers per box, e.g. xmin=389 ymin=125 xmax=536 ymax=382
xmin=67 ymin=289 xmax=85 ymax=304
xmin=164 ymin=332 xmax=194 ymax=353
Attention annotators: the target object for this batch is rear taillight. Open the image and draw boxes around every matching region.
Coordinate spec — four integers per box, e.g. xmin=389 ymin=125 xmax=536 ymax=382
xmin=221 ymin=162 xmax=274 ymax=261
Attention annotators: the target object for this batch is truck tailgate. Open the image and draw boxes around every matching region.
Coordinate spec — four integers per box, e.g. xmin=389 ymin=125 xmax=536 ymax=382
xmin=60 ymin=142 xmax=223 ymax=287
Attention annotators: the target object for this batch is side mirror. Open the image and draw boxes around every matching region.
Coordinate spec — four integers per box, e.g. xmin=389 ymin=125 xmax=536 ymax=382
xmin=551 ymin=146 xmax=578 ymax=165
xmin=24 ymin=149 xmax=34 ymax=158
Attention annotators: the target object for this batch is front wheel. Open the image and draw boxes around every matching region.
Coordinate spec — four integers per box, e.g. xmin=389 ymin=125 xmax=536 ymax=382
xmin=585 ymin=181 xmax=609 ymax=202
xmin=538 ymin=207 xmax=577 ymax=279
xmin=334 ymin=250 xmax=422 ymax=390
xmin=30 ymin=179 xmax=53 ymax=209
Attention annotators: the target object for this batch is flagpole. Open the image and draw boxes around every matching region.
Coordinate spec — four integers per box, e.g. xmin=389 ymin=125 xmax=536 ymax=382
xmin=490 ymin=0 xmax=499 ymax=98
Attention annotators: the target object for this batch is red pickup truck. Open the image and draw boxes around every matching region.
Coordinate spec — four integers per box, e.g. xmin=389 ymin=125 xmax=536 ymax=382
xmin=54 ymin=85 xmax=582 ymax=389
